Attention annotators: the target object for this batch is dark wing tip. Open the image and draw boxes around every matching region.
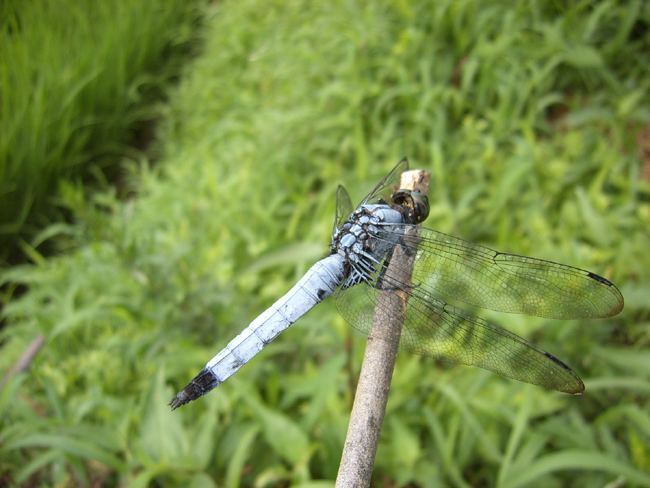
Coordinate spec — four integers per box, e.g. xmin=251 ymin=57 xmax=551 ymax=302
xmin=543 ymin=352 xmax=585 ymax=395
xmin=587 ymin=272 xmax=612 ymax=286
xmin=586 ymin=271 xmax=625 ymax=317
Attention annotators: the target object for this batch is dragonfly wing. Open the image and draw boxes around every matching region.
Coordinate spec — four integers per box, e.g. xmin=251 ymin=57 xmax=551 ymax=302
xmin=361 ymin=158 xmax=409 ymax=206
xmin=333 ymin=185 xmax=354 ymax=236
xmin=372 ymin=225 xmax=624 ymax=319
xmin=335 ymin=279 xmax=584 ymax=394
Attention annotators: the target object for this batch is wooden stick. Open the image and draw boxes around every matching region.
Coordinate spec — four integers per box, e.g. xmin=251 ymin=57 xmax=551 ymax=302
xmin=335 ymin=169 xmax=430 ymax=488
xmin=0 ymin=334 xmax=46 ymax=390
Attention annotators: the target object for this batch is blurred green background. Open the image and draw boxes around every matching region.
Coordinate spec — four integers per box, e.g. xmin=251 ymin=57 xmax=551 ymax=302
xmin=1 ymin=0 xmax=650 ymax=487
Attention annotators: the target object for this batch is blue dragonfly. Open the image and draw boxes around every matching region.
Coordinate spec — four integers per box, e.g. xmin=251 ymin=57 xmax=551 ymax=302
xmin=170 ymin=159 xmax=624 ymax=409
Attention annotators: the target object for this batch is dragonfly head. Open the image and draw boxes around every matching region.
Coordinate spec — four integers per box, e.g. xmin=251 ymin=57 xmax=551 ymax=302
xmin=391 ymin=189 xmax=430 ymax=224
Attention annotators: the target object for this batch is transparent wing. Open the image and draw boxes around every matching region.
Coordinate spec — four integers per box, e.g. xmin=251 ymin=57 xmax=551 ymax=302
xmin=331 ymin=159 xmax=621 ymax=392
xmin=333 ymin=185 xmax=353 ymax=237
xmin=335 ymin=275 xmax=585 ymax=394
xmin=360 ymin=158 xmax=409 ymax=206
xmin=372 ymin=224 xmax=624 ymax=319
xmin=332 ymin=158 xmax=407 ymax=235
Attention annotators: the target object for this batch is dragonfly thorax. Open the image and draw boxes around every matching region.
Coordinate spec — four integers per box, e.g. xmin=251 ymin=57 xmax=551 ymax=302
xmin=330 ymin=204 xmax=405 ymax=288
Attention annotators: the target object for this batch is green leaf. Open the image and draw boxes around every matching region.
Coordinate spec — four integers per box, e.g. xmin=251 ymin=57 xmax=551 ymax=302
xmin=503 ymin=449 xmax=650 ymax=488
xmin=387 ymin=415 xmax=421 ymax=484
xmin=14 ymin=450 xmax=63 ymax=484
xmin=562 ymin=45 xmax=603 ymax=68
xmin=244 ymin=391 xmax=310 ymax=466
xmin=190 ymin=408 xmax=219 ymax=470
xmin=224 ymin=424 xmax=260 ymax=488
xmin=189 ymin=472 xmax=218 ymax=488
xmin=124 ymin=468 xmax=159 ymax=488
xmin=592 ymin=347 xmax=650 ymax=376
xmin=138 ymin=369 xmax=186 ymax=464
xmin=6 ymin=433 xmax=127 ymax=472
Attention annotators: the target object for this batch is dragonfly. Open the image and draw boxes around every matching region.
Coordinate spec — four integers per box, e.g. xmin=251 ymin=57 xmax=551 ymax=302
xmin=170 ymin=159 xmax=624 ymax=409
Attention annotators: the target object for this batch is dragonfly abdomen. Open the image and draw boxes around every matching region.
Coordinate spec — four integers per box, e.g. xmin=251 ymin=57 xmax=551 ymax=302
xmin=169 ymin=254 xmax=346 ymax=409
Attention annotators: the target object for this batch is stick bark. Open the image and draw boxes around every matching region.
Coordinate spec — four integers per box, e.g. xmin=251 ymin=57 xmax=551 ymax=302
xmin=1 ymin=334 xmax=46 ymax=390
xmin=335 ymin=169 xmax=430 ymax=488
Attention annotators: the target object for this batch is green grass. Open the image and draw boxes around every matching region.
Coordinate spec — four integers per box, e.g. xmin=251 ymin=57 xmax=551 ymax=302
xmin=0 ymin=0 xmax=200 ymax=261
xmin=2 ymin=0 xmax=650 ymax=486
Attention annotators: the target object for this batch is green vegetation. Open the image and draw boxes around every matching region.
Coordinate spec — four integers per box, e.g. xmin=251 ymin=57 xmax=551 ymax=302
xmin=2 ymin=0 xmax=650 ymax=486
xmin=0 ymin=0 xmax=199 ymax=260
